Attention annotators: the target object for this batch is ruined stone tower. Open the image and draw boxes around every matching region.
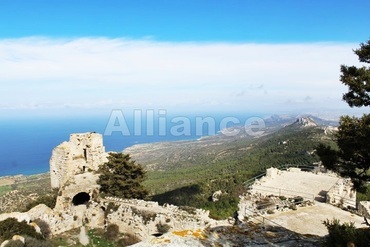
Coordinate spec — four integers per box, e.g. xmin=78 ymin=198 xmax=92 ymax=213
xmin=50 ymin=132 xmax=108 ymax=189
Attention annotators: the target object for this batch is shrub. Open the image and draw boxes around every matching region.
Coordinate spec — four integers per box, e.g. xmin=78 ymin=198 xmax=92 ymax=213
xmin=104 ymin=224 xmax=120 ymax=241
xmin=32 ymin=219 xmax=51 ymax=238
xmin=24 ymin=189 xmax=58 ymax=211
xmin=117 ymin=233 xmax=141 ymax=247
xmin=279 ymin=196 xmax=287 ymax=200
xmin=156 ymin=222 xmax=171 ymax=234
xmin=104 ymin=202 xmax=119 ymax=218
xmin=5 ymin=240 xmax=24 ymax=247
xmin=131 ymin=207 xmax=157 ymax=224
xmin=24 ymin=236 xmax=53 ymax=247
xmin=178 ymin=206 xmax=197 ymax=215
xmin=0 ymin=218 xmax=43 ymax=241
xmin=323 ymin=218 xmax=370 ymax=247
xmin=88 ymin=229 xmax=115 ymax=247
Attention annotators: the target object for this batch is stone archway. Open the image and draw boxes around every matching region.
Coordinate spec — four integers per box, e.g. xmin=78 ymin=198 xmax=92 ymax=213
xmin=72 ymin=192 xmax=90 ymax=206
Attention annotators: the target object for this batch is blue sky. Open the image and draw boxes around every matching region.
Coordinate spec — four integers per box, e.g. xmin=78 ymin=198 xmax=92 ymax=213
xmin=1 ymin=0 xmax=370 ymax=117
xmin=1 ymin=0 xmax=369 ymax=42
xmin=0 ymin=0 xmax=370 ymax=43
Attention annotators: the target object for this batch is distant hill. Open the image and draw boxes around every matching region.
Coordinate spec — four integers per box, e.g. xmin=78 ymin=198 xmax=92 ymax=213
xmin=123 ymin=114 xmax=336 ymax=194
xmin=124 ymin=115 xmax=336 ymax=218
xmin=289 ymin=116 xmax=318 ymax=127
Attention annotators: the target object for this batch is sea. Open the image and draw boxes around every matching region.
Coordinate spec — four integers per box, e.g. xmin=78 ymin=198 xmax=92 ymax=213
xmin=0 ymin=112 xmax=260 ymax=176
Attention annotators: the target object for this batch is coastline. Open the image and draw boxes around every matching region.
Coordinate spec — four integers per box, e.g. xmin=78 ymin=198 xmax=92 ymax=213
xmin=0 ymin=172 xmax=50 ymax=187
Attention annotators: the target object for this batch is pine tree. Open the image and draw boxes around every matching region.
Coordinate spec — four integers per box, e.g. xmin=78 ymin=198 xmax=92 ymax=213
xmin=317 ymin=39 xmax=370 ymax=190
xmin=341 ymin=39 xmax=370 ymax=107
xmin=98 ymin=152 xmax=148 ymax=199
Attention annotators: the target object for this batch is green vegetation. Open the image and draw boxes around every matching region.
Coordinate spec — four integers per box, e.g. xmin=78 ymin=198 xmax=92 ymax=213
xmin=10 ymin=174 xmax=51 ymax=195
xmin=98 ymin=153 xmax=148 ymax=199
xmin=0 ymin=185 xmax=12 ymax=196
xmin=23 ymin=189 xmax=58 ymax=212
xmin=323 ymin=218 xmax=370 ymax=247
xmin=317 ymin=39 xmax=370 ymax=191
xmin=0 ymin=173 xmax=52 ymax=213
xmin=131 ymin=207 xmax=157 ymax=224
xmin=147 ymin=125 xmax=330 ymax=219
xmin=147 ymin=126 xmax=327 ymax=193
xmin=0 ymin=218 xmax=43 ymax=242
xmin=357 ymin=184 xmax=370 ymax=201
xmin=152 ymin=182 xmax=241 ymax=220
xmin=86 ymin=228 xmax=141 ymax=247
xmin=88 ymin=229 xmax=115 ymax=247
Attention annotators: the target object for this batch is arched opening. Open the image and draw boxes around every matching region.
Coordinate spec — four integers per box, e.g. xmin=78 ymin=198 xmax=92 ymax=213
xmin=72 ymin=192 xmax=90 ymax=206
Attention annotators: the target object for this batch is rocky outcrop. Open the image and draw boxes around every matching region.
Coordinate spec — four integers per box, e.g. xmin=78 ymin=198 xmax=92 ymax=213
xmin=291 ymin=117 xmax=318 ymax=127
xmin=131 ymin=222 xmax=321 ymax=247
xmin=358 ymin=201 xmax=370 ymax=219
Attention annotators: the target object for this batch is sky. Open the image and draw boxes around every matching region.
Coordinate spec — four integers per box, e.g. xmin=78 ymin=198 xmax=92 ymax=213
xmin=1 ymin=0 xmax=370 ymax=118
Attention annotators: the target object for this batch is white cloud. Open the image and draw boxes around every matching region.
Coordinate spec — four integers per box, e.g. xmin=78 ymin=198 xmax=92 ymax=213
xmin=0 ymin=37 xmax=361 ymax=114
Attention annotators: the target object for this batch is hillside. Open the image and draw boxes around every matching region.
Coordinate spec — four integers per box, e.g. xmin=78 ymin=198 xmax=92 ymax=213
xmin=0 ymin=116 xmax=338 ymax=219
xmin=123 ymin=116 xmax=337 ymax=218
xmin=0 ymin=173 xmax=51 ymax=213
xmin=125 ymin=116 xmax=335 ymax=193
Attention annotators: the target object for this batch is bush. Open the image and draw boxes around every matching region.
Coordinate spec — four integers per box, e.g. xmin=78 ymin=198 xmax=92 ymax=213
xmin=88 ymin=229 xmax=115 ymax=247
xmin=24 ymin=189 xmax=58 ymax=211
xmin=117 ymin=233 xmax=141 ymax=247
xmin=156 ymin=222 xmax=171 ymax=234
xmin=104 ymin=224 xmax=120 ymax=241
xmin=24 ymin=236 xmax=53 ymax=247
xmin=178 ymin=206 xmax=197 ymax=215
xmin=0 ymin=218 xmax=43 ymax=241
xmin=5 ymin=240 xmax=24 ymax=247
xmin=32 ymin=219 xmax=51 ymax=238
xmin=104 ymin=202 xmax=119 ymax=218
xmin=323 ymin=218 xmax=370 ymax=247
xmin=131 ymin=207 xmax=157 ymax=224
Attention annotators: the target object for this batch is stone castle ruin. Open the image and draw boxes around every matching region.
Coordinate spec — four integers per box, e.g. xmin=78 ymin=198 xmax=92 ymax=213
xmin=50 ymin=132 xmax=108 ymax=189
xmin=0 ymin=132 xmax=216 ymax=244
xmin=49 ymin=132 xmax=108 ymax=215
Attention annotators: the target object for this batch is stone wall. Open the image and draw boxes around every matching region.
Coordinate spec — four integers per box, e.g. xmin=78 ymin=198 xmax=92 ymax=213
xmin=326 ymin=178 xmax=356 ymax=208
xmin=50 ymin=132 xmax=108 ymax=189
xmin=102 ymin=197 xmax=214 ymax=239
